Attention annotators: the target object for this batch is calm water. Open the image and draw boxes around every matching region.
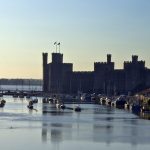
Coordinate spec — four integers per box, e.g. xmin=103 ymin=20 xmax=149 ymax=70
xmin=0 ymin=96 xmax=150 ymax=150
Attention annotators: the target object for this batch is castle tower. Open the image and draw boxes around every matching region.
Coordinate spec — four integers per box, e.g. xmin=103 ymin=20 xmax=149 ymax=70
xmin=107 ymin=54 xmax=111 ymax=63
xmin=49 ymin=53 xmax=63 ymax=93
xmin=94 ymin=54 xmax=114 ymax=94
xmin=42 ymin=53 xmax=49 ymax=92
xmin=124 ymin=55 xmax=145 ymax=93
xmin=132 ymin=55 xmax=138 ymax=62
xmin=48 ymin=52 xmax=73 ymax=94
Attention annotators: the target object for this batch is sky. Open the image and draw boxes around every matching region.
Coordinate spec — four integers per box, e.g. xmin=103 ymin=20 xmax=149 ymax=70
xmin=0 ymin=0 xmax=150 ymax=79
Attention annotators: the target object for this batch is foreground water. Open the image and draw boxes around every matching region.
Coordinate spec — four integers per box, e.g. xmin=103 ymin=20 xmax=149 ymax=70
xmin=0 ymin=96 xmax=150 ymax=150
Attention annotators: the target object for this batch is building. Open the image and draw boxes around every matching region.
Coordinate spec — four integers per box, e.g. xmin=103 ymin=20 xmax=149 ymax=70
xmin=43 ymin=52 xmax=72 ymax=93
xmin=43 ymin=52 xmax=150 ymax=95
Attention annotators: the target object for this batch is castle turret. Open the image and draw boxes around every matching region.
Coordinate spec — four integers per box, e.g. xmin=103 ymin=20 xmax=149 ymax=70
xmin=107 ymin=54 xmax=111 ymax=63
xmin=43 ymin=53 xmax=48 ymax=65
xmin=42 ymin=53 xmax=49 ymax=92
xmin=132 ymin=55 xmax=138 ymax=63
xmin=94 ymin=54 xmax=114 ymax=94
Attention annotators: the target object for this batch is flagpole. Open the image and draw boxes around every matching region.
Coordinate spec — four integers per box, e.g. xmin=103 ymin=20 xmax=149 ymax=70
xmin=57 ymin=42 xmax=60 ymax=53
xmin=54 ymin=42 xmax=57 ymax=53
xmin=59 ymin=43 xmax=60 ymax=53
xmin=56 ymin=42 xmax=57 ymax=53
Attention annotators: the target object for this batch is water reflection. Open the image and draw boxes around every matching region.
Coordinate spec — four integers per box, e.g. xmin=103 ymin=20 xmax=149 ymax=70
xmin=41 ymin=103 xmax=150 ymax=148
xmin=41 ymin=103 xmax=73 ymax=145
xmin=2 ymin=97 xmax=150 ymax=150
xmin=140 ymin=112 xmax=150 ymax=120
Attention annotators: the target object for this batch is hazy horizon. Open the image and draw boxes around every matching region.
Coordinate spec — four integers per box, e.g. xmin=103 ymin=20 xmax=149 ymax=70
xmin=0 ymin=0 xmax=150 ymax=78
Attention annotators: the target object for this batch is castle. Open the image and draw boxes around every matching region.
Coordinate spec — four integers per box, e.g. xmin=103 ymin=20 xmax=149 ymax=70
xmin=42 ymin=52 xmax=150 ymax=95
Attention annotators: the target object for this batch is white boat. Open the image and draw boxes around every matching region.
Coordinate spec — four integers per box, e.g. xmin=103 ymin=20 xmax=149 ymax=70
xmin=60 ymin=104 xmax=66 ymax=109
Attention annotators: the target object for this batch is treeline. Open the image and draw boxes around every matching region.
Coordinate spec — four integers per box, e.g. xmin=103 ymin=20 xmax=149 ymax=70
xmin=0 ymin=79 xmax=42 ymax=86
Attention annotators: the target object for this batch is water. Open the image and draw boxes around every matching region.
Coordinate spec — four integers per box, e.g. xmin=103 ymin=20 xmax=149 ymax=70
xmin=0 ymin=96 xmax=150 ymax=150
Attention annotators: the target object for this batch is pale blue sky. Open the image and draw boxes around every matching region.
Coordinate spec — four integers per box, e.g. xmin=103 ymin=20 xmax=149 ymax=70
xmin=0 ymin=0 xmax=150 ymax=78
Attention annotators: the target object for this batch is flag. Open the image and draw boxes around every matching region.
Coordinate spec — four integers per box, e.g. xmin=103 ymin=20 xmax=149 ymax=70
xmin=57 ymin=42 xmax=60 ymax=45
xmin=54 ymin=42 xmax=57 ymax=45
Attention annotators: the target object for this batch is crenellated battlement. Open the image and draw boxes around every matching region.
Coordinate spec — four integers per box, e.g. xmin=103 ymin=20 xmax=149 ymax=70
xmin=124 ymin=60 xmax=145 ymax=69
xmin=124 ymin=60 xmax=145 ymax=64
xmin=94 ymin=61 xmax=114 ymax=71
xmin=94 ymin=62 xmax=108 ymax=65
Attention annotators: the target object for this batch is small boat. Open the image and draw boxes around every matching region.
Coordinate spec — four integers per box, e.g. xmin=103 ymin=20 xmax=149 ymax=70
xmin=124 ymin=102 xmax=130 ymax=109
xmin=0 ymin=100 xmax=6 ymax=107
xmin=42 ymin=98 xmax=49 ymax=103
xmin=32 ymin=98 xmax=38 ymax=103
xmin=49 ymin=98 xmax=54 ymax=103
xmin=115 ymin=96 xmax=126 ymax=109
xmin=60 ymin=104 xmax=66 ymax=109
xmin=27 ymin=101 xmax=34 ymax=109
xmin=100 ymin=97 xmax=106 ymax=105
xmin=56 ymin=100 xmax=66 ymax=109
xmin=27 ymin=105 xmax=33 ymax=109
xmin=55 ymin=100 xmax=60 ymax=108
xmin=106 ymin=98 xmax=112 ymax=106
xmin=74 ymin=105 xmax=81 ymax=112
xmin=131 ymin=104 xmax=141 ymax=113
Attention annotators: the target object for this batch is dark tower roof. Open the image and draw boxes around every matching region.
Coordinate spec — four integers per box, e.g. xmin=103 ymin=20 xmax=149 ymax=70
xmin=52 ymin=53 xmax=63 ymax=63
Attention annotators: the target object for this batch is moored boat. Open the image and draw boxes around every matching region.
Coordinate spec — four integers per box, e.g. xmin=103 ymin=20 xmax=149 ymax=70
xmin=106 ymin=98 xmax=112 ymax=106
xmin=60 ymin=104 xmax=66 ymax=109
xmin=32 ymin=98 xmax=38 ymax=103
xmin=27 ymin=101 xmax=34 ymax=109
xmin=115 ymin=96 xmax=126 ymax=109
xmin=100 ymin=97 xmax=106 ymax=105
xmin=131 ymin=104 xmax=141 ymax=113
xmin=0 ymin=99 xmax=6 ymax=107
xmin=27 ymin=105 xmax=33 ymax=109
xmin=74 ymin=105 xmax=81 ymax=112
